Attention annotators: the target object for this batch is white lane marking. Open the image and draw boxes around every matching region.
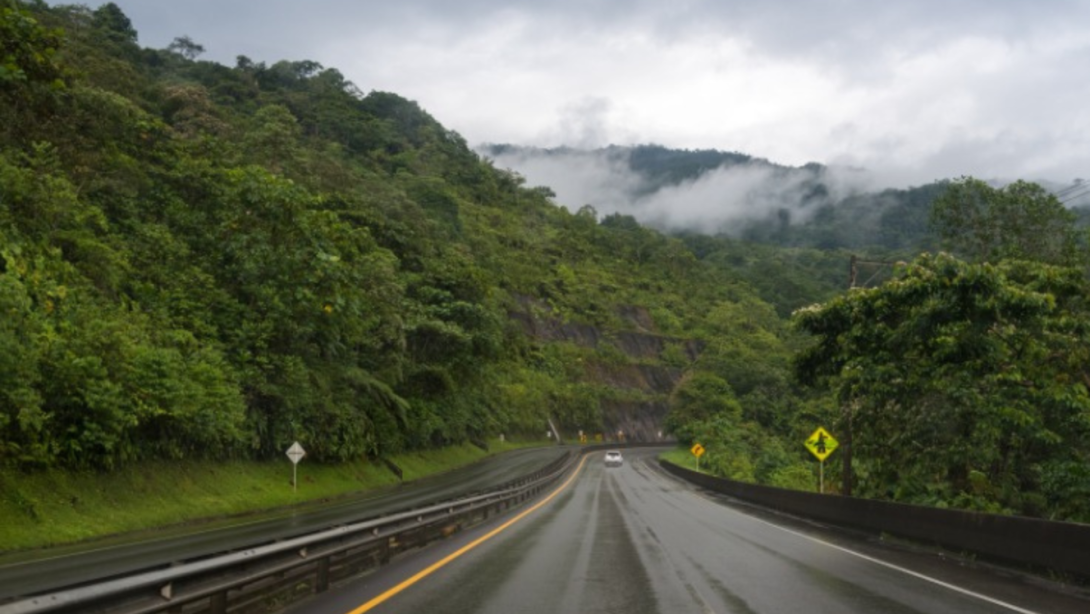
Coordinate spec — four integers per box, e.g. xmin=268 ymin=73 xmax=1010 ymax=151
xmin=680 ymin=484 xmax=1043 ymax=614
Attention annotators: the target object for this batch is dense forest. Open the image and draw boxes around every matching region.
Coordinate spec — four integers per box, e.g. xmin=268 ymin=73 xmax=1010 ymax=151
xmin=2 ymin=2 xmax=1088 ymax=522
xmin=0 ymin=1 xmax=828 ymax=477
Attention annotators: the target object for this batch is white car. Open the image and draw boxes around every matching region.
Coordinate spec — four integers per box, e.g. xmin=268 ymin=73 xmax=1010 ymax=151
xmin=604 ymin=450 xmax=623 ymax=467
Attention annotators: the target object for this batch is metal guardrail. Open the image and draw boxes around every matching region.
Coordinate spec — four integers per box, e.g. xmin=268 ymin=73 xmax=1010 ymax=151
xmin=0 ymin=450 xmax=578 ymax=614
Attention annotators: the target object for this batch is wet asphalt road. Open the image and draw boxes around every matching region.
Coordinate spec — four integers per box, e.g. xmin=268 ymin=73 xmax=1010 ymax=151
xmin=0 ymin=447 xmax=567 ymax=601
xmin=288 ymin=448 xmax=1090 ymax=614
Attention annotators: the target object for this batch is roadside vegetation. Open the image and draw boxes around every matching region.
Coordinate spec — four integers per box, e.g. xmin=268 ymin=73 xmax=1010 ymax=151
xmin=0 ymin=1 xmax=825 ymax=488
xmin=1 ymin=0 xmax=1088 ymax=551
xmin=0 ymin=437 xmax=543 ymax=551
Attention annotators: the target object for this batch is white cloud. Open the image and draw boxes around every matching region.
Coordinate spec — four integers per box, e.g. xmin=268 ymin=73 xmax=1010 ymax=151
xmin=99 ymin=0 xmax=1090 ymax=187
xmin=486 ymin=148 xmax=645 ymax=214
xmin=485 ymin=146 xmax=877 ymax=234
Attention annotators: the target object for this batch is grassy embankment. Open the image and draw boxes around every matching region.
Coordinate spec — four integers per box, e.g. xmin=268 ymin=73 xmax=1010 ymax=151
xmin=658 ymin=447 xmax=706 ymax=472
xmin=0 ymin=438 xmax=547 ymax=553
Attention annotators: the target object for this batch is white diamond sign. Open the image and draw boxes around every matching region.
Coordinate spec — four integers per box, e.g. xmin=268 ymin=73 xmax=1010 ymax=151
xmin=286 ymin=441 xmax=306 ymax=465
xmin=286 ymin=441 xmax=306 ymax=492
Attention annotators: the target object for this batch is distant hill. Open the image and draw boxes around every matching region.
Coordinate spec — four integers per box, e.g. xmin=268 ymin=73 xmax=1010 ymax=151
xmin=482 ymin=144 xmax=1090 ymax=257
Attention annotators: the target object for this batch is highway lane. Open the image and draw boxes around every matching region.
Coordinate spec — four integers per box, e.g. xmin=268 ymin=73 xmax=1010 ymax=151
xmin=0 ymin=446 xmax=567 ymax=601
xmin=288 ymin=448 xmax=1090 ymax=614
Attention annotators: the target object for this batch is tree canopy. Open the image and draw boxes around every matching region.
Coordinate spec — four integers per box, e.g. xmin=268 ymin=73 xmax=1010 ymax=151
xmin=794 ymin=254 xmax=1090 ymax=520
xmin=930 ymin=176 xmax=1083 ymax=265
xmin=0 ymin=2 xmax=808 ymax=474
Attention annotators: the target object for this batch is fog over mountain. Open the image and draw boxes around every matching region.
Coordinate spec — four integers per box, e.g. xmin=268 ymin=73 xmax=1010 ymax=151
xmin=480 ymin=144 xmax=1090 ymax=258
xmin=482 ymin=145 xmax=884 ymax=234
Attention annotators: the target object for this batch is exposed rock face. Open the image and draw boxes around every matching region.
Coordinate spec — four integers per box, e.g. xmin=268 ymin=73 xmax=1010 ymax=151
xmin=583 ymin=362 xmax=684 ymax=393
xmin=615 ymin=304 xmax=656 ymax=332
xmin=508 ymin=294 xmax=703 ymax=441
xmin=507 ymin=310 xmax=604 ymax=348
xmin=612 ymin=331 xmax=704 ymax=362
xmin=601 ymin=399 xmax=672 ymax=442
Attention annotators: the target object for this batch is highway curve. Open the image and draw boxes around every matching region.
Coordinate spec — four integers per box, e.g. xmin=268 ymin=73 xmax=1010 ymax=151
xmin=287 ymin=448 xmax=1090 ymax=614
xmin=0 ymin=446 xmax=567 ymax=601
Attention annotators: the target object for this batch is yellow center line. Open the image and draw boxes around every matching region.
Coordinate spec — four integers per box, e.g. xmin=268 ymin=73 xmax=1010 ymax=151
xmin=345 ymin=453 xmax=591 ymax=614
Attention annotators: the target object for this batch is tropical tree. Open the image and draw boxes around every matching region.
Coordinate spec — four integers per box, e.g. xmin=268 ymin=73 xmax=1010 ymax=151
xmin=167 ymin=35 xmax=204 ymax=60
xmin=794 ymin=253 xmax=1090 ymax=520
xmin=930 ymin=177 xmax=1082 ymax=265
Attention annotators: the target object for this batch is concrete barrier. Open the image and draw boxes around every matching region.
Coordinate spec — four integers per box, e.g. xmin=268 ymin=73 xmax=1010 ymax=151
xmin=660 ymin=459 xmax=1090 ymax=580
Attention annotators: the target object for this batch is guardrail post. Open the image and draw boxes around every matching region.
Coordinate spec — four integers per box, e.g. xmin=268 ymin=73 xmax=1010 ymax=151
xmin=210 ymin=591 xmax=228 ymax=614
xmin=317 ymin=557 xmax=331 ymax=593
xmin=381 ymin=457 xmax=404 ymax=481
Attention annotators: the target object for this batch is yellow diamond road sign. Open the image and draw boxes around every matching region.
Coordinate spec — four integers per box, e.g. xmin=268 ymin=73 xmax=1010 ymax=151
xmin=691 ymin=443 xmax=705 ymax=458
xmin=804 ymin=427 xmax=838 ymax=462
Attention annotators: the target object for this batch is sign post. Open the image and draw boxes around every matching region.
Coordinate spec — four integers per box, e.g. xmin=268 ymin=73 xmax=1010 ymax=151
xmin=286 ymin=441 xmax=306 ymax=492
xmin=804 ymin=427 xmax=838 ymax=493
xmin=690 ymin=442 xmax=705 ymax=470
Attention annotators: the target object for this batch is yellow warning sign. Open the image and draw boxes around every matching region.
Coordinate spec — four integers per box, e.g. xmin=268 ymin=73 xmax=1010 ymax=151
xmin=691 ymin=443 xmax=705 ymax=458
xmin=804 ymin=427 xmax=838 ymax=462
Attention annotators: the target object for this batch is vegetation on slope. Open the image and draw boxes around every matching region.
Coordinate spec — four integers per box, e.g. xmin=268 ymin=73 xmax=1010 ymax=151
xmin=3 ymin=1 xmax=1088 ymax=535
xmin=795 ymin=180 xmax=1090 ymax=521
xmin=0 ymin=437 xmax=540 ymax=550
xmin=0 ymin=1 xmax=816 ymax=482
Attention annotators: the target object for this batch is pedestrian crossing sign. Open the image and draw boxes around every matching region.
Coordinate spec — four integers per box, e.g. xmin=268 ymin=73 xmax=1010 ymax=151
xmin=804 ymin=427 xmax=838 ymax=462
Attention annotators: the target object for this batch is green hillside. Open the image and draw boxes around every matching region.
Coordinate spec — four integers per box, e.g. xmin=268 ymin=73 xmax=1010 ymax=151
xmin=3 ymin=1 xmax=1088 ymax=541
xmin=0 ymin=2 xmax=817 ymax=475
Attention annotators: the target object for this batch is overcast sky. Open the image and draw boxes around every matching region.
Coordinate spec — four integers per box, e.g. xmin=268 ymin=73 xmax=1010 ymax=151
xmin=97 ymin=0 xmax=1090 ymax=188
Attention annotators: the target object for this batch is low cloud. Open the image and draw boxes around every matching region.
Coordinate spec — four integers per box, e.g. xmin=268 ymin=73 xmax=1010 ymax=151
xmin=485 ymin=147 xmax=645 ymax=214
xmin=485 ymin=147 xmax=876 ymax=234
xmin=543 ymin=98 xmax=619 ymax=149
xmin=637 ymin=164 xmax=863 ymax=231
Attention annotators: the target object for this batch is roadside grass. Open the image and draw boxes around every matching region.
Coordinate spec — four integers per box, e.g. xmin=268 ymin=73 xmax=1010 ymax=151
xmin=658 ymin=446 xmax=706 ymax=472
xmin=0 ymin=438 xmax=547 ymax=553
